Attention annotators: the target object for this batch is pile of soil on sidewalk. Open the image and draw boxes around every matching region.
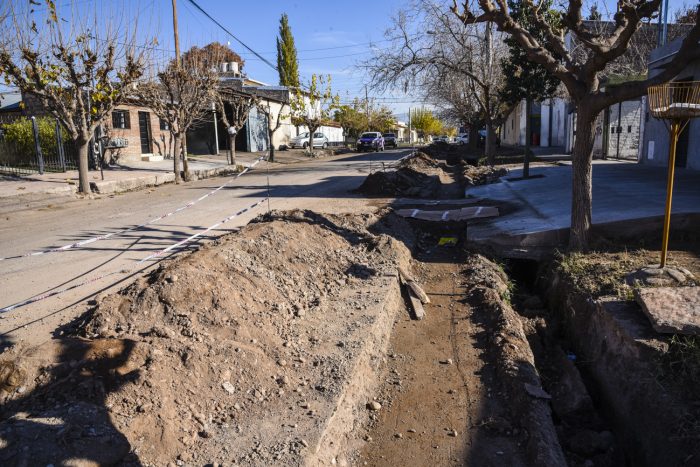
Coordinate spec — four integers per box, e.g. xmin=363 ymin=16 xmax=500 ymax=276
xmin=355 ymin=152 xmax=446 ymax=198
xmin=464 ymin=164 xmax=508 ymax=186
xmin=420 ymin=142 xmax=471 ymax=164
xmin=0 ymin=210 xmax=412 ymax=466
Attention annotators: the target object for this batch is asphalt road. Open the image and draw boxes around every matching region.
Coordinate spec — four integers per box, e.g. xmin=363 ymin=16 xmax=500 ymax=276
xmin=0 ymin=149 xmax=409 ymax=348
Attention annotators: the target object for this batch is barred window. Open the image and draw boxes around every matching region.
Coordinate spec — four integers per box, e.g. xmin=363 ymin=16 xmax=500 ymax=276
xmin=112 ymin=110 xmax=130 ymax=129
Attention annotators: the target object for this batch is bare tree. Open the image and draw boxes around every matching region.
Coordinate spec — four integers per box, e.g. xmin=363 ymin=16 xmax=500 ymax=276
xmin=452 ymin=0 xmax=700 ymax=250
xmin=366 ymin=0 xmax=509 ymax=163
xmin=257 ymin=100 xmax=286 ymax=162
xmin=290 ymin=74 xmax=338 ymax=155
xmin=139 ymin=52 xmax=219 ymax=183
xmin=0 ymin=2 xmax=145 ymax=193
xmin=215 ymin=86 xmax=259 ymax=166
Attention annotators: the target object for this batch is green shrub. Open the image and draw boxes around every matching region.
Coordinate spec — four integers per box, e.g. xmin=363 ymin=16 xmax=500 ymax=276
xmin=2 ymin=116 xmax=68 ymax=157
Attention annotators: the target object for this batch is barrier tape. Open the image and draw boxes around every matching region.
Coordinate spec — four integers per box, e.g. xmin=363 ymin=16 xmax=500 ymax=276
xmin=0 ymin=197 xmax=268 ymax=313
xmin=0 ymin=155 xmax=267 ymax=262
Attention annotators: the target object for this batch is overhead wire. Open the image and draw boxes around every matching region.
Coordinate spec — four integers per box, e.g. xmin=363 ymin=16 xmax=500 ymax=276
xmin=183 ymin=0 xmax=278 ymax=71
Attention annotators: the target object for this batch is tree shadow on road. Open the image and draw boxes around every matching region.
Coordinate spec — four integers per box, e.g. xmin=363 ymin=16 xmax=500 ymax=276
xmin=0 ymin=335 xmax=143 ymax=465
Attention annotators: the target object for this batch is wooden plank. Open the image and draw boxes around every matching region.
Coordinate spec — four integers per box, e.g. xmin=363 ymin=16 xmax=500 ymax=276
xmin=398 ymin=267 xmax=431 ymax=304
xmin=407 ymin=288 xmax=426 ymax=320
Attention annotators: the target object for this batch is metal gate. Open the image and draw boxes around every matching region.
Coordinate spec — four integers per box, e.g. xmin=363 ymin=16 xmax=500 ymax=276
xmin=0 ymin=116 xmax=79 ymax=176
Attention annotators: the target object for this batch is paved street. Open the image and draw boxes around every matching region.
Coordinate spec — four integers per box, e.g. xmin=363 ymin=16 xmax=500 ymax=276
xmin=0 ymin=149 xmax=408 ymax=347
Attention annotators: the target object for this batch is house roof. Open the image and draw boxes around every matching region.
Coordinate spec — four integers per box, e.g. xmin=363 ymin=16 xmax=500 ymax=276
xmin=0 ymin=91 xmax=22 ymax=113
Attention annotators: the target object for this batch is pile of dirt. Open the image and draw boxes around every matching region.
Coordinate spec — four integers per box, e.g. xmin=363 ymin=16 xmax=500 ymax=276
xmin=464 ymin=164 xmax=508 ymax=186
xmin=0 ymin=210 xmax=411 ymax=466
xmin=461 ymin=254 xmax=568 ymax=466
xmin=420 ymin=143 xmax=471 ymax=164
xmin=355 ymin=152 xmax=445 ymax=198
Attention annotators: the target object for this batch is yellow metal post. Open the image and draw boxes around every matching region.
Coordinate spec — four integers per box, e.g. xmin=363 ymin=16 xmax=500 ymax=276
xmin=660 ymin=120 xmax=680 ymax=268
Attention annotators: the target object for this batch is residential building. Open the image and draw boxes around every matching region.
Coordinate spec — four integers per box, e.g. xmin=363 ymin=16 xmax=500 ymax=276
xmin=501 ymin=21 xmax=692 ymax=157
xmin=641 ymin=37 xmax=700 ymax=170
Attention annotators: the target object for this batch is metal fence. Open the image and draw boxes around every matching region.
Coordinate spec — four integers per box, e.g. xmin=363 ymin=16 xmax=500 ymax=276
xmin=0 ymin=116 xmax=79 ymax=176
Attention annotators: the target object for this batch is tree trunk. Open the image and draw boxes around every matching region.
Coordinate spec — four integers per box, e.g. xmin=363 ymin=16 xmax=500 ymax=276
xmin=523 ymin=98 xmax=531 ymax=179
xmin=268 ymin=130 xmax=275 ymax=162
xmin=77 ymin=138 xmax=90 ymax=194
xmin=308 ymin=130 xmax=315 ymax=155
xmin=485 ymin=120 xmax=495 ymax=165
xmin=569 ymin=108 xmax=597 ymax=251
xmin=469 ymin=126 xmax=479 ymax=151
xmin=173 ymin=134 xmax=182 ymax=184
xmin=181 ymin=138 xmax=190 ymax=182
xmin=231 ymin=134 xmax=237 ymax=166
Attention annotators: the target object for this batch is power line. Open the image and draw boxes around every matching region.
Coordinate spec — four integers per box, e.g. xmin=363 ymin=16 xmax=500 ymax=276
xmin=237 ymin=38 xmax=394 ymax=56
xmin=246 ymin=50 xmax=370 ymax=62
xmin=183 ymin=0 xmax=278 ymax=72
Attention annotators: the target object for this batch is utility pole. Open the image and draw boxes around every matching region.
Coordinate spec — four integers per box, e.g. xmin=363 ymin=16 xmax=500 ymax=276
xmin=171 ymin=0 xmax=190 ymax=177
xmin=365 ymin=85 xmax=370 ymax=130
xmin=484 ymin=21 xmax=494 ymax=160
xmin=172 ymin=0 xmax=181 ymax=65
xmin=408 ymin=107 xmax=412 ymax=145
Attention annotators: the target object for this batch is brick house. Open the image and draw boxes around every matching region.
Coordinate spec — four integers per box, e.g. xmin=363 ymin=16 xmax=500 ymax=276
xmin=104 ymin=103 xmax=172 ymax=162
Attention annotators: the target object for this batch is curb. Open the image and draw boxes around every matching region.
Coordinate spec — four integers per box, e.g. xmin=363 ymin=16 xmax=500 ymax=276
xmin=90 ymin=173 xmax=176 ymax=194
xmin=0 ymin=183 xmax=76 ymax=201
xmin=90 ymin=166 xmax=241 ymax=195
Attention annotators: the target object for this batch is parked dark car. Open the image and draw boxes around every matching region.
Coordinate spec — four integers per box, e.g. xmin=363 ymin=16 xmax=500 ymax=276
xmin=382 ymin=133 xmax=398 ymax=148
xmin=357 ymin=132 xmax=385 ymax=152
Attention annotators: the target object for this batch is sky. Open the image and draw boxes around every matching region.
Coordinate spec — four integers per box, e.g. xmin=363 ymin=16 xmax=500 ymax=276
xmin=2 ymin=0 xmax=695 ymax=120
xmin=149 ymin=0 xmax=417 ymax=118
xmin=143 ymin=0 xmax=692 ymax=119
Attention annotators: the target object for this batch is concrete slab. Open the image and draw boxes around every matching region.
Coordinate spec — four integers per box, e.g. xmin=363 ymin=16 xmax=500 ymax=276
xmin=635 ymin=287 xmax=700 ymax=335
xmin=466 ymin=162 xmax=700 ymax=252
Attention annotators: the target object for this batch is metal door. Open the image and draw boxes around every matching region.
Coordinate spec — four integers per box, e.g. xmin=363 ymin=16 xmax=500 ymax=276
xmin=138 ymin=111 xmax=152 ymax=154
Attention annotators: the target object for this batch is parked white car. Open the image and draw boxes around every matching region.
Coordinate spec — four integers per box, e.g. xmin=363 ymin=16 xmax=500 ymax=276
xmin=433 ymin=135 xmax=451 ymax=143
xmin=290 ymin=132 xmax=329 ymax=149
xmin=457 ymin=133 xmax=469 ymax=145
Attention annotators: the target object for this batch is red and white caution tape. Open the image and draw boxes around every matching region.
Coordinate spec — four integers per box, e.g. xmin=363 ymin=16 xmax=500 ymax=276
xmin=0 ymin=197 xmax=268 ymax=313
xmin=0 ymin=155 xmax=267 ymax=262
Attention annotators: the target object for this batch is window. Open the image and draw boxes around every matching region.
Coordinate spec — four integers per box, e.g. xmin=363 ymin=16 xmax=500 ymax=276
xmin=112 ymin=110 xmax=130 ymax=129
xmin=627 ymin=125 xmax=632 ymax=133
xmin=160 ymin=118 xmax=170 ymax=131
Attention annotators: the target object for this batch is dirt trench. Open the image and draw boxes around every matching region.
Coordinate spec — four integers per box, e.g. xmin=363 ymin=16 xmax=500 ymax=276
xmin=358 ymin=235 xmax=530 ymax=466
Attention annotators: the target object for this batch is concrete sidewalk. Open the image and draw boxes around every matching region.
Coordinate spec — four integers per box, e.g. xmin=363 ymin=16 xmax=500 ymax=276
xmin=0 ymin=146 xmax=351 ymax=203
xmin=0 ymin=152 xmax=263 ymax=201
xmin=466 ymin=161 xmax=700 ymax=253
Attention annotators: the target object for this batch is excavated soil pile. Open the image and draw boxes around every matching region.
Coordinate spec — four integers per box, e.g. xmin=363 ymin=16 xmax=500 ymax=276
xmin=420 ymin=142 xmax=471 ymax=164
xmin=464 ymin=165 xmax=508 ymax=186
xmin=0 ymin=210 xmax=411 ymax=466
xmin=355 ymin=152 xmax=446 ymax=198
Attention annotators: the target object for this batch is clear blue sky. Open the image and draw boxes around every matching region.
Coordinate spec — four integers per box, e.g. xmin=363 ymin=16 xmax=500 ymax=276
xmin=4 ymin=0 xmax=695 ymax=119
xmin=140 ymin=0 xmax=694 ymax=118
xmin=154 ymin=0 xmax=413 ymax=114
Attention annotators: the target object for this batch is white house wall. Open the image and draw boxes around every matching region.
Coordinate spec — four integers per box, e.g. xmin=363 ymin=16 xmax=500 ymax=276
xmin=294 ymin=125 xmax=344 ymax=143
xmin=550 ymin=99 xmax=567 ymax=147
xmin=519 ymin=102 xmax=527 ymax=146
xmin=606 ymin=99 xmax=642 ymax=160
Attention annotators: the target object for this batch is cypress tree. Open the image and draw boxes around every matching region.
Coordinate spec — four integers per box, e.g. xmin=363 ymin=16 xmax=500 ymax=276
xmin=276 ymin=14 xmax=300 ymax=88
